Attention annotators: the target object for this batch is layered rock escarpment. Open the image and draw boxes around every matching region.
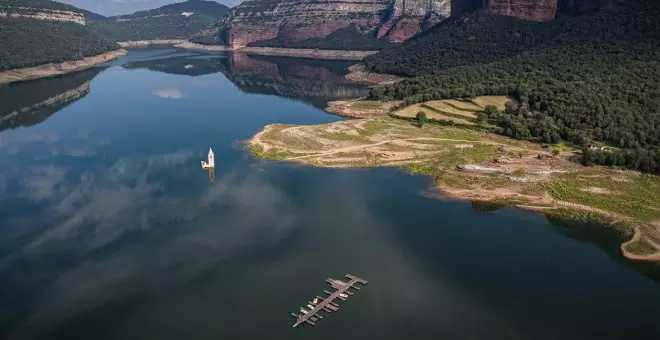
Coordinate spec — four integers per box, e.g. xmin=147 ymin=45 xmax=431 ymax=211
xmin=0 ymin=7 xmax=85 ymax=24
xmin=486 ymin=0 xmax=558 ymax=21
xmin=194 ymin=0 xmax=451 ymax=48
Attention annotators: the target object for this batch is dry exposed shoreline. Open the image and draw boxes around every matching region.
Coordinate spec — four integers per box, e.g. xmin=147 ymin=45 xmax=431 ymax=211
xmin=118 ymin=40 xmax=188 ymax=48
xmin=248 ymin=112 xmax=660 ymax=262
xmin=119 ymin=40 xmax=378 ymax=60
xmin=0 ymin=49 xmax=127 ymax=85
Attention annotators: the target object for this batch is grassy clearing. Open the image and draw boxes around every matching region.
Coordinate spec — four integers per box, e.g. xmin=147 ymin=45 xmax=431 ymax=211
xmin=472 ymin=96 xmax=512 ymax=110
xmin=441 ymin=99 xmax=483 ymax=111
xmin=350 ymin=100 xmax=384 ymax=109
xmin=392 ymin=104 xmax=477 ymax=126
xmin=547 ymin=172 xmax=660 ymax=222
xmin=623 ymin=237 xmax=658 ymax=255
xmin=423 ymin=101 xmax=479 ymax=117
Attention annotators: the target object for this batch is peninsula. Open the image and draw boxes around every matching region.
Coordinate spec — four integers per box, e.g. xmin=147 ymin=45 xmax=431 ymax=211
xmin=248 ymin=97 xmax=660 ymax=262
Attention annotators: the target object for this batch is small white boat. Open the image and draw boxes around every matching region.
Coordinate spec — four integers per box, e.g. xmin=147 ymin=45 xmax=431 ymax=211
xmin=312 ymin=298 xmax=319 ymax=304
xmin=201 ymin=147 xmax=215 ymax=169
xmin=339 ymin=293 xmax=348 ymax=298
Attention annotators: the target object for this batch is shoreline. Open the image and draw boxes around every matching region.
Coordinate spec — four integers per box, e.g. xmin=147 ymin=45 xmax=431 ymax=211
xmin=0 ymin=49 xmax=127 ymax=85
xmin=247 ymin=113 xmax=660 ymax=263
xmin=122 ymin=40 xmax=378 ymax=60
xmin=118 ymin=40 xmax=188 ymax=48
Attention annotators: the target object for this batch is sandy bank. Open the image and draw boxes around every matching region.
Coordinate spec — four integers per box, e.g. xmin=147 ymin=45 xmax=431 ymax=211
xmin=248 ymin=116 xmax=660 ymax=262
xmin=119 ymin=40 xmax=187 ymax=48
xmin=0 ymin=49 xmax=127 ymax=85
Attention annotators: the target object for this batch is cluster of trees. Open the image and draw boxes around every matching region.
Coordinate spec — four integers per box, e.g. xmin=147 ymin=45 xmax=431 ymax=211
xmin=582 ymin=148 xmax=660 ymax=175
xmin=249 ymin=25 xmax=394 ymax=50
xmin=0 ymin=17 xmax=118 ymax=70
xmin=368 ymin=0 xmax=660 ymax=174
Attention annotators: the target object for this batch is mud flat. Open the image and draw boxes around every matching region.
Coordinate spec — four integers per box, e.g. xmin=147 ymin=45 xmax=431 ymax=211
xmin=0 ymin=49 xmax=127 ymax=85
xmin=248 ymin=115 xmax=660 ymax=262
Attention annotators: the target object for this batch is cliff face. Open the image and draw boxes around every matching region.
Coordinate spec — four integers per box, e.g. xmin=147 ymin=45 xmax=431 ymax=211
xmin=195 ymin=0 xmax=451 ymax=48
xmin=0 ymin=6 xmax=85 ymax=25
xmin=486 ymin=0 xmax=558 ymax=21
xmin=484 ymin=0 xmax=617 ymax=20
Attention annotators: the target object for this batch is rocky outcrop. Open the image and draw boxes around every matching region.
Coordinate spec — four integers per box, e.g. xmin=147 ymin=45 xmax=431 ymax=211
xmin=486 ymin=0 xmax=558 ymax=21
xmin=0 ymin=8 xmax=85 ymax=25
xmin=195 ymin=0 xmax=452 ymax=48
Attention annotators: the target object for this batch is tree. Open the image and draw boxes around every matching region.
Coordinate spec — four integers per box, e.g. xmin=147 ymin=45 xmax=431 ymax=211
xmin=476 ymin=112 xmax=487 ymax=124
xmin=483 ymin=105 xmax=499 ymax=116
xmin=416 ymin=111 xmax=427 ymax=127
xmin=552 ymin=149 xmax=560 ymax=157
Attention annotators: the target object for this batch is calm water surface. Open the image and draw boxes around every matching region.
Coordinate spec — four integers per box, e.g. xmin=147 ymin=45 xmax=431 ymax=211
xmin=1 ymin=48 xmax=659 ymax=340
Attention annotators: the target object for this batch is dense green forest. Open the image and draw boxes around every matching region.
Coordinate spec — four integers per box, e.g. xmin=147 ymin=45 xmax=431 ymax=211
xmin=368 ymin=0 xmax=660 ymax=174
xmin=364 ymin=12 xmax=562 ymax=76
xmin=88 ymin=15 xmax=217 ymax=41
xmin=86 ymin=0 xmax=229 ymax=41
xmin=0 ymin=17 xmax=118 ymax=70
xmin=249 ymin=25 xmax=395 ymax=50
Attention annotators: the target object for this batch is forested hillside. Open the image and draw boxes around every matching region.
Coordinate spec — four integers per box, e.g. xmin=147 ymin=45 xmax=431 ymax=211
xmin=364 ymin=12 xmax=563 ymax=76
xmin=87 ymin=0 xmax=229 ymax=41
xmin=368 ymin=0 xmax=660 ymax=174
xmin=0 ymin=0 xmax=118 ymax=71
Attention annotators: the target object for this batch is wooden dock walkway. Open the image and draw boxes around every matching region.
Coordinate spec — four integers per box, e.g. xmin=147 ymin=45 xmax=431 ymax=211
xmin=292 ymin=274 xmax=367 ymax=327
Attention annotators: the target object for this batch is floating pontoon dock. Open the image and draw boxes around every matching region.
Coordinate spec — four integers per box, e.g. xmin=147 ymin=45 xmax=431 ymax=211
xmin=291 ymin=274 xmax=367 ymax=327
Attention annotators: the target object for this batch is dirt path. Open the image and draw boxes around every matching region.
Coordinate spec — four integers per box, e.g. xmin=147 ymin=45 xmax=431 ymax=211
xmin=284 ymin=137 xmax=504 ymax=160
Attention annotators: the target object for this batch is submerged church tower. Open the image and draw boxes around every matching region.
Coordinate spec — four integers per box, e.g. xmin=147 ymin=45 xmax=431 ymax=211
xmin=201 ymin=147 xmax=215 ymax=169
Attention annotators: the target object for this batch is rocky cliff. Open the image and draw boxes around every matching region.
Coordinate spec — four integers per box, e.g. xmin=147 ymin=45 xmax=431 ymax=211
xmin=0 ymin=0 xmax=86 ymax=24
xmin=194 ymin=0 xmax=451 ymax=48
xmin=486 ymin=0 xmax=558 ymax=21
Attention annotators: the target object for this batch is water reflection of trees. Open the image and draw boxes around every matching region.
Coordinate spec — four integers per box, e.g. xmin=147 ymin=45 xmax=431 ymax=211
xmin=121 ymin=52 xmax=370 ymax=108
xmin=0 ymin=69 xmax=102 ymax=132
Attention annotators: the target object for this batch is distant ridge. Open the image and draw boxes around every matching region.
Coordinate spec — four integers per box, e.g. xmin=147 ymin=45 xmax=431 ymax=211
xmin=87 ymin=0 xmax=230 ymax=41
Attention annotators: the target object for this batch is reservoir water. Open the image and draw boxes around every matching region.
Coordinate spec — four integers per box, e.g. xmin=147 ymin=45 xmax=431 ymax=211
xmin=1 ymin=48 xmax=659 ymax=340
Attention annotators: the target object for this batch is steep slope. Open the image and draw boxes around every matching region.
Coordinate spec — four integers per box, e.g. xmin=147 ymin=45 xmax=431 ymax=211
xmin=369 ymin=0 xmax=660 ymax=174
xmin=192 ymin=0 xmax=451 ymax=49
xmin=87 ymin=0 xmax=230 ymax=41
xmin=0 ymin=0 xmax=119 ymax=71
xmin=365 ymin=11 xmax=562 ymax=76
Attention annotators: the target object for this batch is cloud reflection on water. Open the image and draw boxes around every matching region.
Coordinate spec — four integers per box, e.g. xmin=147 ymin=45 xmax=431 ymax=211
xmin=1 ymin=149 xmax=301 ymax=338
xmin=151 ymin=87 xmax=184 ymax=99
